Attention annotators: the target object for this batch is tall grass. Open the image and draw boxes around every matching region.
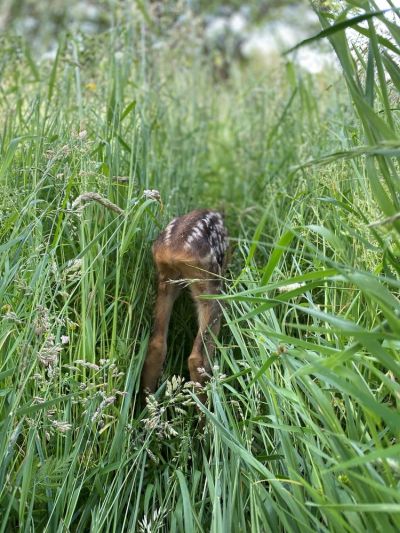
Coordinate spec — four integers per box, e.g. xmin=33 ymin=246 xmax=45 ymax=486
xmin=0 ymin=1 xmax=399 ymax=531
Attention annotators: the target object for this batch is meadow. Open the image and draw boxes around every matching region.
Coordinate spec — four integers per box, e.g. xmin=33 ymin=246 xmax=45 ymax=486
xmin=0 ymin=1 xmax=399 ymax=531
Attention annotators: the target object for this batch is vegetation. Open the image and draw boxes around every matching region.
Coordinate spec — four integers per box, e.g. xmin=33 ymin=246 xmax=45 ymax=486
xmin=0 ymin=1 xmax=399 ymax=531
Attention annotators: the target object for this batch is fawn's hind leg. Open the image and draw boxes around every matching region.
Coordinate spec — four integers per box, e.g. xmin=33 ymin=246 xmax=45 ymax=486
xmin=141 ymin=268 xmax=182 ymax=393
xmin=188 ymin=279 xmax=222 ymax=389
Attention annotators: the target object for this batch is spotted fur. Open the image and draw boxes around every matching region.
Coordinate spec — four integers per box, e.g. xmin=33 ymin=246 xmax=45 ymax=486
xmin=142 ymin=209 xmax=229 ymax=397
xmin=155 ymin=209 xmax=228 ymax=271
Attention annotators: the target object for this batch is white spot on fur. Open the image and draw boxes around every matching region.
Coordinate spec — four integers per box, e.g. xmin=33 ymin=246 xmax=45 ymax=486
xmin=192 ymin=227 xmax=203 ymax=240
xmin=164 ymin=218 xmax=177 ymax=244
xmin=202 ymin=214 xmax=212 ymax=226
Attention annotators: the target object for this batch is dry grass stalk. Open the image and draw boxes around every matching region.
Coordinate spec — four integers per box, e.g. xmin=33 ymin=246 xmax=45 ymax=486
xmin=72 ymin=192 xmax=124 ymax=215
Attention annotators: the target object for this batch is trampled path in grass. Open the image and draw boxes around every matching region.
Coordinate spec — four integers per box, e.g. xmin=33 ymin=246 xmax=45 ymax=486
xmin=0 ymin=2 xmax=399 ymax=531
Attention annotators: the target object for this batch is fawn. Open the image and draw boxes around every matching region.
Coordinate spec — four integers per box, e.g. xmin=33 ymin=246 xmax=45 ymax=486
xmin=141 ymin=209 xmax=228 ymax=396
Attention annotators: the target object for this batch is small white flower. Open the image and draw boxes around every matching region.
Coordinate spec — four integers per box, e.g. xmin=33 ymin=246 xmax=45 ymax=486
xmin=78 ymin=130 xmax=87 ymax=140
xmin=61 ymin=335 xmax=69 ymax=345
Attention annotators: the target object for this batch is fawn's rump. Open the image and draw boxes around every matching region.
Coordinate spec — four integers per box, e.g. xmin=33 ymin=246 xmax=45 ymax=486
xmin=153 ymin=209 xmax=228 ymax=276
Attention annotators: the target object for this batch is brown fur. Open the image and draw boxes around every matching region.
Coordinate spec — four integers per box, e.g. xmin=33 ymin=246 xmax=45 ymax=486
xmin=141 ymin=209 xmax=228 ymax=398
